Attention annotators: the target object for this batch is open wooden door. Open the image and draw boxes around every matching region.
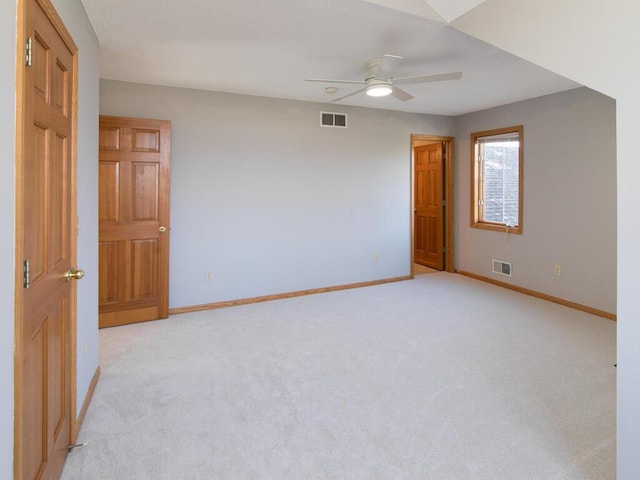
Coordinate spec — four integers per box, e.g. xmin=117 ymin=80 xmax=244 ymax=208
xmin=414 ymin=143 xmax=444 ymax=270
xmin=14 ymin=0 xmax=79 ymax=478
xmin=98 ymin=116 xmax=171 ymax=328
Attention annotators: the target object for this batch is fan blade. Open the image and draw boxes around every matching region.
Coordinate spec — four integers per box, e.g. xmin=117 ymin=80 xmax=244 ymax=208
xmin=305 ymin=78 xmax=366 ymax=85
xmin=378 ymin=54 xmax=402 ymax=75
xmin=391 ymin=86 xmax=413 ymax=102
xmin=331 ymin=87 xmax=367 ymax=102
xmin=394 ymin=71 xmax=463 ymax=85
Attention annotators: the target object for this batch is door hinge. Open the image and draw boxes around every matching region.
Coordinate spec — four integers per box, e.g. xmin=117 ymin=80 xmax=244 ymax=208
xmin=442 ymin=200 xmax=446 ymax=207
xmin=442 ymin=246 xmax=447 ymax=254
xmin=25 ymin=37 xmax=32 ymax=67
xmin=23 ymin=260 xmax=31 ymax=289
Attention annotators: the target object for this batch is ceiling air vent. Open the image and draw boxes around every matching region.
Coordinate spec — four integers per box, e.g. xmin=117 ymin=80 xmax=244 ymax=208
xmin=492 ymin=259 xmax=512 ymax=277
xmin=320 ymin=112 xmax=347 ymax=128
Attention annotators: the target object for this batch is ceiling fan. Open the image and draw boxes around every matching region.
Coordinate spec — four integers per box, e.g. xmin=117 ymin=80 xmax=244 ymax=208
xmin=305 ymin=54 xmax=462 ymax=102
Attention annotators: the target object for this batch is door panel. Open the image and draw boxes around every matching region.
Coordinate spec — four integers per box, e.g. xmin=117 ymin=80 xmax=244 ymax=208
xmin=99 ymin=126 xmax=120 ymax=150
xmin=23 ymin=327 xmax=45 ymax=480
xmin=131 ymin=239 xmax=159 ymax=299
xmin=98 ymin=116 xmax=171 ymax=328
xmin=25 ymin=123 xmax=48 ymax=279
xmin=414 ymin=143 xmax=444 ymax=270
xmin=99 ymin=161 xmax=120 ymax=222
xmin=51 ymin=133 xmax=68 ymax=265
xmin=133 ymin=128 xmax=160 ymax=151
xmin=132 ymin=162 xmax=159 ymax=220
xmin=48 ymin=299 xmax=67 ymax=440
xmin=32 ymin=33 xmax=48 ymax=99
xmin=16 ymin=1 xmax=78 ymax=478
xmin=99 ymin=242 xmax=119 ymax=304
xmin=52 ymin=59 xmax=68 ymax=114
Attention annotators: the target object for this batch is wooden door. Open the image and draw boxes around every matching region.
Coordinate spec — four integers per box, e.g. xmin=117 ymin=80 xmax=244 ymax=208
xmin=14 ymin=0 xmax=78 ymax=479
xmin=414 ymin=143 xmax=444 ymax=270
xmin=98 ymin=116 xmax=171 ymax=328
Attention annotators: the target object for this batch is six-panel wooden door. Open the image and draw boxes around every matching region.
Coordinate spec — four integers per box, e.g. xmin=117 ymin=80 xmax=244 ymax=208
xmin=414 ymin=143 xmax=444 ymax=270
xmin=98 ymin=116 xmax=171 ymax=328
xmin=15 ymin=0 xmax=78 ymax=478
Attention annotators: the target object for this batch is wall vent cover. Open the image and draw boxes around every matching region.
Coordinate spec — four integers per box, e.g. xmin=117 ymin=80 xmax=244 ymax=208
xmin=492 ymin=259 xmax=512 ymax=277
xmin=320 ymin=112 xmax=347 ymax=128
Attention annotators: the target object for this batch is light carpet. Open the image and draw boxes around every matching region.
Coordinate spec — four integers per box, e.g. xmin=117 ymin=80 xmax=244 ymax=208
xmin=61 ymin=273 xmax=616 ymax=479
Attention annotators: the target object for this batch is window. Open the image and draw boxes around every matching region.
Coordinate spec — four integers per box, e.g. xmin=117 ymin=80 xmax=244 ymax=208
xmin=471 ymin=126 xmax=523 ymax=233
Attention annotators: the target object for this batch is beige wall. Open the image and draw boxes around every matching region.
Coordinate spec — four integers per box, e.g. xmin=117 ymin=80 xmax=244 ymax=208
xmin=99 ymin=80 xmax=617 ymax=315
xmin=100 ymin=80 xmax=455 ymax=309
xmin=455 ymin=87 xmax=616 ymax=313
xmin=452 ymin=0 xmax=639 ymax=475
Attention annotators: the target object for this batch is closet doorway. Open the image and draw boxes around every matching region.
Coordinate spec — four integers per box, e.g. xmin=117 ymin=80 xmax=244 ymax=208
xmin=411 ymin=135 xmax=455 ymax=274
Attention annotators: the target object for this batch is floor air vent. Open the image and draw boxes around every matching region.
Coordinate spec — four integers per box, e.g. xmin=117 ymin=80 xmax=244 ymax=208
xmin=492 ymin=259 xmax=512 ymax=277
xmin=320 ymin=112 xmax=347 ymax=128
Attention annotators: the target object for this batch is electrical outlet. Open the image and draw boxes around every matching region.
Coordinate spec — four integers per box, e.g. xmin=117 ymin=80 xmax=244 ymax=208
xmin=205 ymin=270 xmax=214 ymax=281
xmin=554 ymin=265 xmax=561 ymax=276
xmin=373 ymin=252 xmax=380 ymax=263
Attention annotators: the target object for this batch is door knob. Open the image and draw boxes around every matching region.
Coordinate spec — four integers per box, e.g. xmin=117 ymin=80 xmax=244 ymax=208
xmin=158 ymin=226 xmax=167 ymax=233
xmin=64 ymin=267 xmax=85 ymax=282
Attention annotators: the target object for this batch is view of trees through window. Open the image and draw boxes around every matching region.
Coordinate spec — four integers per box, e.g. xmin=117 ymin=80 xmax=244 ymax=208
xmin=482 ymin=140 xmax=519 ymax=226
xmin=471 ymin=126 xmax=522 ymax=233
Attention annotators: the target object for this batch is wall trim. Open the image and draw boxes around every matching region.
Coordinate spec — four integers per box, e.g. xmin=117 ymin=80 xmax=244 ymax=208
xmin=170 ymin=276 xmax=412 ymax=315
xmin=72 ymin=367 xmax=100 ymax=442
xmin=456 ymin=270 xmax=616 ymax=321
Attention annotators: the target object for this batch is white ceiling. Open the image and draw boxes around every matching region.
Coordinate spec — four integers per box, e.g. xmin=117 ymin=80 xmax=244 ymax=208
xmin=80 ymin=0 xmax=580 ymax=116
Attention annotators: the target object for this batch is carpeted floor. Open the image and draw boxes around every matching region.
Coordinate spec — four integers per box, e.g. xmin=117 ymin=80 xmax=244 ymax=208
xmin=61 ymin=273 xmax=616 ymax=480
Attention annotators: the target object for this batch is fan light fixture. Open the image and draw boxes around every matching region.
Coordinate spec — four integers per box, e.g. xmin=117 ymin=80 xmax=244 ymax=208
xmin=304 ymin=53 xmax=463 ymax=103
xmin=366 ymin=83 xmax=392 ymax=97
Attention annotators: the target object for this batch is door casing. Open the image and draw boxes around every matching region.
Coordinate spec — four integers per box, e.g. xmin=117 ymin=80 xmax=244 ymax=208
xmin=410 ymin=134 xmax=455 ymax=274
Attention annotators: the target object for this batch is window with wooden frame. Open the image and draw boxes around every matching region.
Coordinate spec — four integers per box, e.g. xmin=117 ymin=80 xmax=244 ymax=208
xmin=471 ymin=126 xmax=523 ymax=233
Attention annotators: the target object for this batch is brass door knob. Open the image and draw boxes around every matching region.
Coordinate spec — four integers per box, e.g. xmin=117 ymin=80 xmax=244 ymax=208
xmin=158 ymin=226 xmax=167 ymax=233
xmin=65 ymin=268 xmax=85 ymax=282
